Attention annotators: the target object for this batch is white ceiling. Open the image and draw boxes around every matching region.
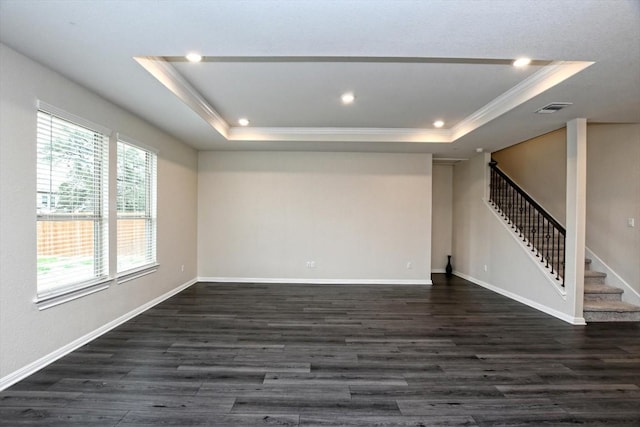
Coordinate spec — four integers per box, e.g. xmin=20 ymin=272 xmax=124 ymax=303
xmin=0 ymin=0 xmax=638 ymax=158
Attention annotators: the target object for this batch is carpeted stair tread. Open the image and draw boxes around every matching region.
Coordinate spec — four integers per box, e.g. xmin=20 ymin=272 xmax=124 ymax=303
xmin=584 ymin=284 xmax=623 ymax=295
xmin=584 ymin=301 xmax=640 ymax=312
xmin=584 ymin=270 xmax=607 ymax=278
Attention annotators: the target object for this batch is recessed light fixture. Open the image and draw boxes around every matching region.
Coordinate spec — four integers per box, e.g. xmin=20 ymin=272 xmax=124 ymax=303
xmin=341 ymin=92 xmax=355 ymax=104
xmin=238 ymin=118 xmax=250 ymax=126
xmin=513 ymin=57 xmax=531 ymax=67
xmin=433 ymin=120 xmax=445 ymax=128
xmin=476 ymin=148 xmax=484 ymax=153
xmin=186 ymin=52 xmax=203 ymax=63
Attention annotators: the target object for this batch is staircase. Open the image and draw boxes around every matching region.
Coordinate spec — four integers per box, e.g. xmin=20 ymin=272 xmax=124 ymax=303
xmin=488 ymin=161 xmax=566 ymax=285
xmin=489 ymin=160 xmax=640 ymax=323
xmin=583 ymin=259 xmax=640 ymax=322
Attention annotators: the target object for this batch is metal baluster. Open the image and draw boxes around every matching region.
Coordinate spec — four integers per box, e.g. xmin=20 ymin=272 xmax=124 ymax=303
xmin=544 ymin=219 xmax=550 ymax=268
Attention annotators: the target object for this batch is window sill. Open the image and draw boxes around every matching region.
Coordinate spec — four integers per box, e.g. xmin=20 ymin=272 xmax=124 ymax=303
xmin=35 ymin=278 xmax=112 ymax=311
xmin=117 ymin=263 xmax=159 ymax=284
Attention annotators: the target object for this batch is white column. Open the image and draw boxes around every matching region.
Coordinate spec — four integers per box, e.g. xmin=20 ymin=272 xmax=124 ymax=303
xmin=565 ymin=118 xmax=587 ymax=322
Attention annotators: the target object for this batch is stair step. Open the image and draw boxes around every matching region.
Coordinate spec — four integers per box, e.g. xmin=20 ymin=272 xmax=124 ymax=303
xmin=584 ymin=284 xmax=623 ymax=302
xmin=490 ymin=199 xmax=638 ymax=322
xmin=584 ymin=301 xmax=640 ymax=322
xmin=584 ymin=270 xmax=607 ymax=285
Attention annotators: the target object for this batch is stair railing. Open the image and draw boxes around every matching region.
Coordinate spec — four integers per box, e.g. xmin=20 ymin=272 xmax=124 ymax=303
xmin=488 ymin=160 xmax=565 ymax=286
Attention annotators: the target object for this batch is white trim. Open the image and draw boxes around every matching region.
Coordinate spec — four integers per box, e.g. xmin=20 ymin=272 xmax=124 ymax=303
xmin=431 ymin=268 xmax=447 ymax=273
xmin=1 ymin=278 xmax=197 ymax=392
xmin=35 ymin=277 xmax=113 ymax=310
xmin=198 ymin=277 xmax=432 ymax=286
xmin=451 ymin=61 xmax=593 ymax=141
xmin=116 ymin=133 xmax=159 ymax=154
xmin=36 ymin=100 xmax=112 ymax=136
xmin=454 ymin=271 xmax=585 ymax=325
xmin=228 ymin=126 xmax=452 ymax=143
xmin=117 ymin=263 xmax=159 ymax=284
xmin=134 ymin=56 xmax=229 ymax=138
xmin=485 ymin=199 xmax=566 ymax=297
xmin=586 ymin=247 xmax=640 ymax=306
xmin=133 ymin=56 xmax=592 ymax=144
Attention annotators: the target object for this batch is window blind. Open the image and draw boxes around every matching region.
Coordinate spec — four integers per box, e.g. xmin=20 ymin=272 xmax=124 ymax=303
xmin=36 ymin=109 xmax=109 ymax=296
xmin=117 ymin=139 xmax=157 ymax=274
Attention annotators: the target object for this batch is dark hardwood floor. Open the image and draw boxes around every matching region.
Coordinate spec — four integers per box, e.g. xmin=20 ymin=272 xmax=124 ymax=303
xmin=1 ymin=274 xmax=639 ymax=426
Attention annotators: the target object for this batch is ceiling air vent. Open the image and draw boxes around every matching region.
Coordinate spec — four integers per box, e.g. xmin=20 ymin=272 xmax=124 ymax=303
xmin=535 ymin=102 xmax=573 ymax=114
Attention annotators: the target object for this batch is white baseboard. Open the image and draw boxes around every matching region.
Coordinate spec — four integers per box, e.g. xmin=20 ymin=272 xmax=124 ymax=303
xmin=454 ymin=271 xmax=586 ymax=326
xmin=198 ymin=277 xmax=432 ymax=286
xmin=431 ymin=269 xmax=447 ymax=273
xmin=586 ymin=247 xmax=640 ymax=306
xmin=0 ymin=278 xmax=198 ymax=392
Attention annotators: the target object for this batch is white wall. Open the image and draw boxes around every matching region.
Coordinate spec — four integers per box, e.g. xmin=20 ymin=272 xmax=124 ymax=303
xmin=198 ymin=151 xmax=432 ymax=283
xmin=0 ymin=44 xmax=198 ymax=383
xmin=432 ymin=164 xmax=453 ymax=271
xmin=452 ymin=153 xmax=581 ymax=324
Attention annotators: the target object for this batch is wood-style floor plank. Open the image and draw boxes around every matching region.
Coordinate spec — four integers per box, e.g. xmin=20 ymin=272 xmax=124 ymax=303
xmin=1 ymin=274 xmax=639 ymax=426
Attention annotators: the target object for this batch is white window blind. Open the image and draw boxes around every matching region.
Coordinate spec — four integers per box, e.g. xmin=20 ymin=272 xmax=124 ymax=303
xmin=117 ymin=139 xmax=157 ymax=274
xmin=36 ymin=109 xmax=109 ymax=297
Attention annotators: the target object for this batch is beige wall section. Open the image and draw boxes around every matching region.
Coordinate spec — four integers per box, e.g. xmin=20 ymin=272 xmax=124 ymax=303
xmin=198 ymin=151 xmax=432 ymax=282
xmin=492 ymin=128 xmax=567 ymax=223
xmin=492 ymin=123 xmax=639 ymax=296
xmin=452 ymin=154 xmax=491 ymax=281
xmin=432 ymin=164 xmax=453 ymax=271
xmin=0 ymin=44 xmax=198 ymax=379
xmin=586 ymin=124 xmax=640 ymax=296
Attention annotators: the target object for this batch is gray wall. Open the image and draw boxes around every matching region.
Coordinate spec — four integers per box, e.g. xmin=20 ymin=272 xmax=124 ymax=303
xmin=197 ymin=151 xmax=433 ymax=283
xmin=432 ymin=164 xmax=453 ymax=271
xmin=0 ymin=44 xmax=198 ymax=380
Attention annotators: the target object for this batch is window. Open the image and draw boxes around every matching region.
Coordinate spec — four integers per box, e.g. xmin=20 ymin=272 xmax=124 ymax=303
xmin=117 ymin=138 xmax=157 ymax=274
xmin=36 ymin=108 xmax=109 ymax=297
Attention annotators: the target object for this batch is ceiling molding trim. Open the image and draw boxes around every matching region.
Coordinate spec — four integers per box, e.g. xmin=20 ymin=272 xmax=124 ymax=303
xmin=134 ymin=56 xmax=593 ymax=144
xmin=228 ymin=127 xmax=452 ymax=143
xmin=451 ymin=60 xmax=594 ymax=141
xmin=163 ymin=55 xmax=553 ymax=66
xmin=134 ymin=56 xmax=230 ymax=138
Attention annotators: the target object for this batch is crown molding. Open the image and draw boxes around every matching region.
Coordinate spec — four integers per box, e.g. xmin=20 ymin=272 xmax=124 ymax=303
xmin=135 ymin=56 xmax=593 ymax=144
xmin=228 ymin=126 xmax=452 ymax=143
xmin=134 ymin=56 xmax=229 ymax=138
xmin=451 ymin=61 xmax=594 ymax=141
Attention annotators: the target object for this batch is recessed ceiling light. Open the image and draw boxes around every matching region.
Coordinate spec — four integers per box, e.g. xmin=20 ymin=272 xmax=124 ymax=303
xmin=513 ymin=57 xmax=531 ymax=67
xmin=476 ymin=148 xmax=484 ymax=153
xmin=433 ymin=120 xmax=445 ymax=128
xmin=238 ymin=118 xmax=250 ymax=126
xmin=341 ymin=92 xmax=355 ymax=104
xmin=186 ymin=52 xmax=203 ymax=63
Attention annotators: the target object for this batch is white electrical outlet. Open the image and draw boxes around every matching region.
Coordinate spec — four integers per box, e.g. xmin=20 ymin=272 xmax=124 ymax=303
xmin=306 ymin=261 xmax=316 ymax=268
xmin=181 ymin=264 xmax=184 ymax=272
xmin=628 ymin=218 xmax=635 ymax=228
xmin=484 ymin=264 xmax=488 ymax=272
xmin=406 ymin=261 xmax=412 ymax=269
